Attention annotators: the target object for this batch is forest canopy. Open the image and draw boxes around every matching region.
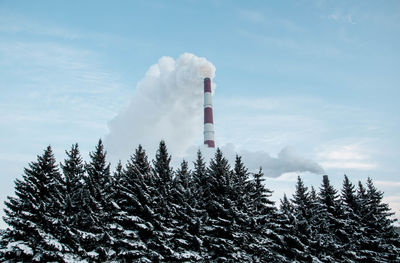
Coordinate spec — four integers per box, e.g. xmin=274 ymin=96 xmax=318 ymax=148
xmin=1 ymin=140 xmax=399 ymax=262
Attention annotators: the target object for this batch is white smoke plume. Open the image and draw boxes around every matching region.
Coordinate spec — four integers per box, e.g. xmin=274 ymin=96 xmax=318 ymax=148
xmin=226 ymin=144 xmax=324 ymax=177
xmin=106 ymin=53 xmax=215 ymax=160
xmin=186 ymin=144 xmax=324 ymax=178
xmin=105 ymin=53 xmax=324 ymax=178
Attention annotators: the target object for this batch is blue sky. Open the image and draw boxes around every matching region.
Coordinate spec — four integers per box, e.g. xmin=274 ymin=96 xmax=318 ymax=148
xmin=1 ymin=0 xmax=399 ymax=228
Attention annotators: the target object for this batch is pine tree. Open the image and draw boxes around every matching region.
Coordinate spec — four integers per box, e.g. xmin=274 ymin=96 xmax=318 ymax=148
xmin=2 ymin=146 xmax=69 ymax=262
xmin=191 ymin=150 xmax=209 ymax=259
xmin=278 ymin=192 xmax=305 ymax=262
xmin=339 ymin=175 xmax=365 ymax=260
xmin=228 ymin=156 xmax=253 ymax=261
xmin=291 ymin=177 xmax=313 ymax=250
xmin=114 ymin=145 xmax=157 ymax=262
xmin=59 ymin=143 xmax=87 ymax=261
xmin=149 ymin=141 xmax=178 ymax=261
xmin=316 ymin=175 xmax=347 ymax=261
xmin=287 ymin=176 xmax=313 ymax=260
xmin=201 ymin=148 xmax=244 ymax=262
xmin=153 ymin=140 xmax=173 ymax=185
xmin=231 ymin=156 xmax=251 ymax=212
xmin=280 ymin=194 xmax=293 ymax=214
xmin=248 ymin=168 xmax=286 ymax=262
xmin=78 ymin=139 xmax=115 ymax=261
xmin=359 ymin=178 xmax=400 ymax=261
xmin=168 ymin=160 xmax=203 ymax=261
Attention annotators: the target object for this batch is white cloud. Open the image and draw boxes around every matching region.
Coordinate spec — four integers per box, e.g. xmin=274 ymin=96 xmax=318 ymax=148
xmin=105 ymin=53 xmax=216 ymax=161
xmin=239 ymin=146 xmax=324 ymax=177
xmin=382 ymin=195 xmax=400 ymax=224
xmin=375 ymin=181 xmax=400 ymax=188
xmin=320 ymin=161 xmax=376 ymax=170
xmin=317 ymin=142 xmax=378 ymax=171
xmin=270 ymin=172 xmax=301 ymax=182
xmin=105 ymin=54 xmax=324 ymax=178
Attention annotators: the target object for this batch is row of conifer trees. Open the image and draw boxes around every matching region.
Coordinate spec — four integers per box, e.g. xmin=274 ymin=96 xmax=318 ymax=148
xmin=0 ymin=140 xmax=399 ymax=262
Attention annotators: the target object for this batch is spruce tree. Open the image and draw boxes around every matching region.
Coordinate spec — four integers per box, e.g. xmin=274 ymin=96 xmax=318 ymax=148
xmin=201 ymin=148 xmax=244 ymax=262
xmin=291 ymin=176 xmax=312 ymax=239
xmin=360 ymin=178 xmax=400 ymax=261
xmin=192 ymin=150 xmax=207 ymax=201
xmin=278 ymin=192 xmax=305 ymax=262
xmin=316 ymin=175 xmax=347 ymax=261
xmin=248 ymin=168 xmax=285 ymax=262
xmin=59 ymin=143 xmax=87 ymax=261
xmin=153 ymin=140 xmax=173 ymax=184
xmin=79 ymin=139 xmax=115 ymax=261
xmin=2 ymin=146 xmax=69 ymax=262
xmin=339 ymin=175 xmax=363 ymax=260
xmin=169 ymin=160 xmax=203 ymax=261
xmin=280 ymin=194 xmax=293 ymax=214
xmin=191 ymin=150 xmax=209 ymax=259
xmin=115 ymin=145 xmax=157 ymax=262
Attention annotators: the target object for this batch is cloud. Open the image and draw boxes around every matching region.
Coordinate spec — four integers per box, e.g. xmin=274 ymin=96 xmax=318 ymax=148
xmin=375 ymin=181 xmax=400 ymax=188
xmin=238 ymin=146 xmax=324 ymax=177
xmin=317 ymin=142 xmax=378 ymax=171
xmin=105 ymin=53 xmax=324 ymax=178
xmin=382 ymin=195 xmax=400 ymax=224
xmin=105 ymin=53 xmax=216 ymax=161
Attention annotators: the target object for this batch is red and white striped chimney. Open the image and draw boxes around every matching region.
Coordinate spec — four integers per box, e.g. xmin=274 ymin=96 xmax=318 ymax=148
xmin=204 ymin=78 xmax=215 ymax=148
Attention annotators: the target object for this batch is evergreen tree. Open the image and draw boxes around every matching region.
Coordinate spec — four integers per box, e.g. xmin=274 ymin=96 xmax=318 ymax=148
xmin=201 ymin=148 xmax=246 ymax=262
xmin=231 ymin=156 xmax=251 ymax=212
xmin=280 ymin=194 xmax=293 ymax=214
xmin=339 ymin=175 xmax=363 ymax=261
xmin=291 ymin=176 xmax=312 ymax=238
xmin=316 ymin=175 xmax=347 ymax=261
xmin=59 ymin=143 xmax=87 ymax=261
xmin=2 ymin=146 xmax=69 ymax=262
xmin=115 ymin=145 xmax=158 ymax=262
xmin=191 ymin=150 xmax=209 ymax=259
xmin=248 ymin=168 xmax=286 ymax=262
xmin=79 ymin=139 xmax=115 ymax=261
xmin=359 ymin=178 xmax=400 ymax=261
xmin=278 ymin=192 xmax=306 ymax=262
xmin=153 ymin=140 xmax=173 ymax=184
xmin=2 ymin=140 xmax=400 ymax=262
xmin=169 ymin=160 xmax=203 ymax=261
xmin=287 ymin=176 xmax=313 ymax=260
xmin=149 ymin=141 xmax=176 ymax=261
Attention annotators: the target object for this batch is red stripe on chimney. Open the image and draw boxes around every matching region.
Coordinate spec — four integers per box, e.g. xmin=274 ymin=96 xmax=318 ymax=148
xmin=204 ymin=140 xmax=215 ymax=148
xmin=204 ymin=107 xmax=213 ymax=124
xmin=204 ymin=78 xmax=212 ymax=93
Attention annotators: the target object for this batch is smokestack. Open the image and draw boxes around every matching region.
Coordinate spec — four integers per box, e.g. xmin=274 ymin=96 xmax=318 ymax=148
xmin=204 ymin=78 xmax=215 ymax=148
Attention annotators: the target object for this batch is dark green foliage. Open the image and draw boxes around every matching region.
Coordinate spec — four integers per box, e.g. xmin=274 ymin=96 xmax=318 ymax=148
xmin=2 ymin=140 xmax=399 ymax=262
xmin=77 ymin=139 xmax=115 ymax=261
xmin=114 ymin=144 xmax=157 ymax=262
xmin=2 ymin=146 xmax=69 ymax=262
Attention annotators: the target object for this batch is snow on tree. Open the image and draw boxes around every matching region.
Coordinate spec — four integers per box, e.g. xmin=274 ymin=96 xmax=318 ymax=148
xmin=79 ymin=139 xmax=116 ymax=261
xmin=357 ymin=177 xmax=400 ymax=261
xmin=59 ymin=143 xmax=89 ymax=261
xmin=2 ymin=146 xmax=70 ymax=262
xmin=2 ymin=141 xmax=400 ymax=262
xmin=113 ymin=144 xmax=158 ymax=262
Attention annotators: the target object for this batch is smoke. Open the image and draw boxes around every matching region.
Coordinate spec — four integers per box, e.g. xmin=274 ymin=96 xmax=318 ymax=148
xmin=105 ymin=53 xmax=324 ymax=178
xmin=185 ymin=144 xmax=324 ymax=178
xmin=105 ymin=53 xmax=215 ymax=160
xmin=232 ymin=145 xmax=324 ymax=177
